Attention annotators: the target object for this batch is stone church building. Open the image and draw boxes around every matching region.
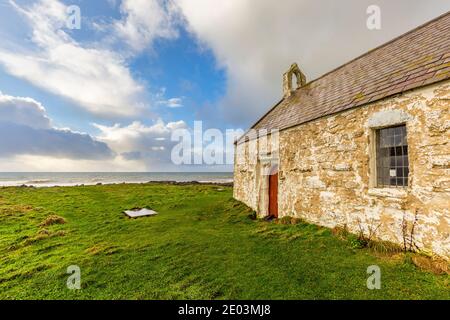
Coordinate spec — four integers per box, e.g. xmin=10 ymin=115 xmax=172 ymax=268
xmin=234 ymin=13 xmax=450 ymax=259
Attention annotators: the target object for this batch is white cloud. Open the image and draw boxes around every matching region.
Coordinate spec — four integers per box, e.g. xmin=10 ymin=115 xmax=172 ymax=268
xmin=157 ymin=97 xmax=183 ymax=108
xmin=115 ymin=0 xmax=180 ymax=53
xmin=175 ymin=0 xmax=450 ymax=126
xmin=0 ymin=0 xmax=180 ymax=118
xmin=93 ymin=119 xmax=188 ymax=170
xmin=93 ymin=119 xmax=187 ymax=156
xmin=93 ymin=119 xmax=235 ymax=171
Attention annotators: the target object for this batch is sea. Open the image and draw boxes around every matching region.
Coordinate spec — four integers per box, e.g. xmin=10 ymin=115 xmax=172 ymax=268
xmin=0 ymin=172 xmax=234 ymax=187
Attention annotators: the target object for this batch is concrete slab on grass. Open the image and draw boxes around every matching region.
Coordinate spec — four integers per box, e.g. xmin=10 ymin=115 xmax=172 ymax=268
xmin=124 ymin=208 xmax=158 ymax=218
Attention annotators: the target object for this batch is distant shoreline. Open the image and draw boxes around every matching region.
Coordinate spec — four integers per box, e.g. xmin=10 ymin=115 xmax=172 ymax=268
xmin=146 ymin=180 xmax=233 ymax=187
xmin=1 ymin=180 xmax=234 ymax=188
xmin=0 ymin=172 xmax=233 ymax=188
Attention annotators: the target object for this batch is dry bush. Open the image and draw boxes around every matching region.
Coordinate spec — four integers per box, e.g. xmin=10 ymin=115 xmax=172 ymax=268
xmin=333 ymin=221 xmax=403 ymax=256
xmin=355 ymin=218 xmax=381 ymax=248
xmin=23 ymin=230 xmax=66 ymax=246
xmin=38 ymin=229 xmax=51 ymax=235
xmin=412 ymin=255 xmax=449 ymax=275
xmin=40 ymin=215 xmax=66 ymax=227
xmin=367 ymin=239 xmax=403 ymax=255
xmin=401 ymin=210 xmax=419 ymax=253
xmin=331 ymin=225 xmax=349 ymax=240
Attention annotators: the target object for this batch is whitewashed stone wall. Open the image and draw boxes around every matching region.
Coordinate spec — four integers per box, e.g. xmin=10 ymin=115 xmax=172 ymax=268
xmin=234 ymin=80 xmax=450 ymax=259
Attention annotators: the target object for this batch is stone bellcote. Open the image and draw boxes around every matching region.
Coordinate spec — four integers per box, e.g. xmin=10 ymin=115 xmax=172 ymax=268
xmin=283 ymin=63 xmax=306 ymax=98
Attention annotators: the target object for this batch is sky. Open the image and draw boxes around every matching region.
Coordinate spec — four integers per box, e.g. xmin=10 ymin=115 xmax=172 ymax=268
xmin=0 ymin=0 xmax=449 ymax=172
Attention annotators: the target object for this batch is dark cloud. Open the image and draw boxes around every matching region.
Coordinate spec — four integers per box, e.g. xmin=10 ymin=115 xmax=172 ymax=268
xmin=0 ymin=92 xmax=115 ymax=160
xmin=0 ymin=122 xmax=115 ymax=160
xmin=0 ymin=93 xmax=51 ymax=129
xmin=121 ymin=151 xmax=143 ymax=160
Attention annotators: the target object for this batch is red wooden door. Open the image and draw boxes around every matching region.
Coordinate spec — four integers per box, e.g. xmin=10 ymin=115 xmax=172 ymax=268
xmin=269 ymin=172 xmax=278 ymax=218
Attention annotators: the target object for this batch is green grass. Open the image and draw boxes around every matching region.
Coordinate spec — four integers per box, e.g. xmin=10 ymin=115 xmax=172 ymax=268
xmin=0 ymin=184 xmax=448 ymax=299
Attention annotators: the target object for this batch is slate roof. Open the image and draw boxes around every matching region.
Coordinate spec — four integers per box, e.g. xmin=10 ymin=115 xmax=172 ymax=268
xmin=239 ymin=11 xmax=450 ymax=143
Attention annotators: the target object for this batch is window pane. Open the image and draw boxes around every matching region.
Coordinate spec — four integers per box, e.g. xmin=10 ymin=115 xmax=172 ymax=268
xmin=389 ymin=147 xmax=395 ymax=157
xmin=390 ymin=157 xmax=396 ymax=166
xmin=394 ymin=135 xmax=401 ymax=146
xmin=376 ymin=125 xmax=408 ymax=187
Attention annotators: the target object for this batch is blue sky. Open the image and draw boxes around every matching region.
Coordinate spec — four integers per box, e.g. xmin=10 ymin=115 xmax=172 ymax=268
xmin=0 ymin=0 xmax=226 ymax=133
xmin=0 ymin=0 xmax=449 ymax=172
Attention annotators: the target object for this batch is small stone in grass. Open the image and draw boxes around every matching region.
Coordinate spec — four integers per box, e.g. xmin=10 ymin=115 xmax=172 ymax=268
xmin=40 ymin=215 xmax=66 ymax=227
xmin=124 ymin=208 xmax=158 ymax=218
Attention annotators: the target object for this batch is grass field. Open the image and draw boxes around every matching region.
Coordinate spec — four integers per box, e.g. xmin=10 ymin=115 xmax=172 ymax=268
xmin=0 ymin=183 xmax=448 ymax=299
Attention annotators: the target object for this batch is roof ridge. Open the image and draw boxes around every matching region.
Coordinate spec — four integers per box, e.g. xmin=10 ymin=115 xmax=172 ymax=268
xmin=237 ymin=10 xmax=450 ymax=144
xmin=296 ymin=10 xmax=450 ymax=90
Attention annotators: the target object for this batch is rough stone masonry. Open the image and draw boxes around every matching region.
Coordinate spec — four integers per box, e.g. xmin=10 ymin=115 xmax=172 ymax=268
xmin=234 ymin=13 xmax=450 ymax=260
xmin=234 ymin=80 xmax=449 ymax=259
